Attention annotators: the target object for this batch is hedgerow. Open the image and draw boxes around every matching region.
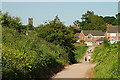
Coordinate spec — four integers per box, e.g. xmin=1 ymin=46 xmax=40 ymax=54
xmin=91 ymin=43 xmax=119 ymax=79
xmin=2 ymin=27 xmax=68 ymax=79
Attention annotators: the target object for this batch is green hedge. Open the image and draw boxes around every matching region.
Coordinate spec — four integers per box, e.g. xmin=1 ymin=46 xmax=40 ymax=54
xmin=74 ymin=45 xmax=88 ymax=62
xmin=2 ymin=27 xmax=68 ymax=79
xmin=91 ymin=43 xmax=119 ymax=78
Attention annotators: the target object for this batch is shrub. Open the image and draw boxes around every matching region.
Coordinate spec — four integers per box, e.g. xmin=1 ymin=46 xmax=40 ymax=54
xmin=91 ymin=43 xmax=119 ymax=78
xmin=2 ymin=27 xmax=68 ymax=79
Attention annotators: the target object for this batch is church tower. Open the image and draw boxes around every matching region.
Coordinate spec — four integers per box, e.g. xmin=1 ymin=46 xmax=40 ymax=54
xmin=28 ymin=18 xmax=33 ymax=25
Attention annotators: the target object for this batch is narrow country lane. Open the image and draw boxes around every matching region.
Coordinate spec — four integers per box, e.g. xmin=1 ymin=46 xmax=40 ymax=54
xmin=51 ymin=46 xmax=96 ymax=79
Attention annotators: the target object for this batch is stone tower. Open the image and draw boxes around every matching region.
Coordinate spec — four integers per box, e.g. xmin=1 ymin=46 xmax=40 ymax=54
xmin=28 ymin=18 xmax=33 ymax=25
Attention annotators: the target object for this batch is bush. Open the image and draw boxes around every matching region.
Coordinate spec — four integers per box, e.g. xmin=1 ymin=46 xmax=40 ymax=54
xmin=74 ymin=45 xmax=88 ymax=62
xmin=2 ymin=27 xmax=68 ymax=79
xmin=91 ymin=43 xmax=119 ymax=78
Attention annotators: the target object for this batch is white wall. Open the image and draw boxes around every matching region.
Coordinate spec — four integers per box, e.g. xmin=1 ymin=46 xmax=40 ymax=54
xmin=110 ymin=33 xmax=116 ymax=37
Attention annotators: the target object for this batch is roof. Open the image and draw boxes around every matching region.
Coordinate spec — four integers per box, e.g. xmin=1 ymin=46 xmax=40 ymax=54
xmin=82 ymin=30 xmax=106 ymax=36
xmin=96 ymin=37 xmax=106 ymax=42
xmin=107 ymin=26 xmax=120 ymax=33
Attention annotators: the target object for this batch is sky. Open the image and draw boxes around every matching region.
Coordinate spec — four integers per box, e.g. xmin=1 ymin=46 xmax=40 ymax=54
xmin=1 ymin=2 xmax=119 ymax=27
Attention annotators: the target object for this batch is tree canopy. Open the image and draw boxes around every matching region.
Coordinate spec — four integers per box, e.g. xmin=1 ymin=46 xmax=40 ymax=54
xmin=37 ymin=16 xmax=77 ymax=64
xmin=80 ymin=11 xmax=106 ymax=31
xmin=73 ymin=11 xmax=120 ymax=32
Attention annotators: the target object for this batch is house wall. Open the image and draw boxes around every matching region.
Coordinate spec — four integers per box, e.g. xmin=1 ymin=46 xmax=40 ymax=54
xmin=79 ymin=31 xmax=85 ymax=41
xmin=107 ymin=33 xmax=118 ymax=40
xmin=79 ymin=30 xmax=120 ymax=46
xmin=105 ymin=32 xmax=107 ymax=38
xmin=119 ymin=36 xmax=120 ymax=41
xmin=79 ymin=32 xmax=104 ymax=46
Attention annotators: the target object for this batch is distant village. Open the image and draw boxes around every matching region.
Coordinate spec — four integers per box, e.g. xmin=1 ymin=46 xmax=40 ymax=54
xmin=28 ymin=18 xmax=120 ymax=46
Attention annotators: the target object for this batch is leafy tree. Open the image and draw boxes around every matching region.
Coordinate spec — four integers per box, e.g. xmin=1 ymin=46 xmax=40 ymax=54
xmin=1 ymin=11 xmax=35 ymax=34
xmin=81 ymin=10 xmax=94 ymax=22
xmin=103 ymin=16 xmax=116 ymax=24
xmin=103 ymin=38 xmax=110 ymax=47
xmin=68 ymin=25 xmax=74 ymax=32
xmin=81 ymin=15 xmax=107 ymax=31
xmin=112 ymin=13 xmax=120 ymax=25
xmin=26 ymin=24 xmax=35 ymax=30
xmin=73 ymin=20 xmax=80 ymax=26
xmin=37 ymin=16 xmax=77 ymax=64
xmin=75 ymin=11 xmax=107 ymax=31
xmin=1 ymin=12 xmax=24 ymax=33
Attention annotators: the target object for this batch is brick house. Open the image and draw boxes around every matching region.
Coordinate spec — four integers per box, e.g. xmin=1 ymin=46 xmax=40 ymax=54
xmin=79 ymin=30 xmax=106 ymax=46
xmin=106 ymin=26 xmax=120 ymax=44
xmin=78 ymin=25 xmax=120 ymax=46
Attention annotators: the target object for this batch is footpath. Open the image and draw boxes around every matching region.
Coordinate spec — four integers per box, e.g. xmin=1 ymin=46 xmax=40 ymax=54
xmin=51 ymin=46 xmax=96 ymax=80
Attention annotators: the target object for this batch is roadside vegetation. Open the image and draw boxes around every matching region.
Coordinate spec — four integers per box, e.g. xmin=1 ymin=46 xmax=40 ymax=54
xmin=91 ymin=39 xmax=119 ymax=79
xmin=74 ymin=45 xmax=88 ymax=62
xmin=1 ymin=11 xmax=80 ymax=79
xmin=1 ymin=10 xmax=120 ymax=79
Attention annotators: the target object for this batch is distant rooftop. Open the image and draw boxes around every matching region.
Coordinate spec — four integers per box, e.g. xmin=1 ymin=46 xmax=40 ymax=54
xmin=107 ymin=26 xmax=120 ymax=33
xmin=83 ymin=30 xmax=106 ymax=36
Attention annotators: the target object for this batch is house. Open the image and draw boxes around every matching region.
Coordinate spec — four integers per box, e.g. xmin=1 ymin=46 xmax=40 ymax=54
xmin=79 ymin=30 xmax=106 ymax=46
xmin=78 ymin=25 xmax=120 ymax=46
xmin=106 ymin=26 xmax=120 ymax=44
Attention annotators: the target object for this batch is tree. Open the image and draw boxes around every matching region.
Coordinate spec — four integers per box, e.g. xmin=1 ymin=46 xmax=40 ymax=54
xmin=73 ymin=20 xmax=80 ymax=26
xmin=68 ymin=25 xmax=74 ymax=32
xmin=26 ymin=24 xmax=34 ymax=30
xmin=103 ymin=16 xmax=116 ymax=24
xmin=81 ymin=15 xmax=107 ymax=31
xmin=37 ymin=15 xmax=77 ymax=64
xmin=113 ymin=13 xmax=120 ymax=25
xmin=81 ymin=10 xmax=94 ymax=22
xmin=1 ymin=12 xmax=24 ymax=33
xmin=103 ymin=38 xmax=110 ymax=47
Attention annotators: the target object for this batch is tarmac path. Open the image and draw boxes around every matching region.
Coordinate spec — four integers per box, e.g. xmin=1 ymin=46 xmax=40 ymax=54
xmin=52 ymin=46 xmax=96 ymax=80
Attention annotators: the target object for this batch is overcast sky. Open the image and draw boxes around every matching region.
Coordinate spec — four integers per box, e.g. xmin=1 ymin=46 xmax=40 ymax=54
xmin=1 ymin=1 xmax=119 ymax=27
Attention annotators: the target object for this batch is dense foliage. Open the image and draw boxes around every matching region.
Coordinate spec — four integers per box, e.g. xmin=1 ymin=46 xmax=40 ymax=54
xmin=36 ymin=16 xmax=77 ymax=64
xmin=2 ymin=27 xmax=69 ymax=79
xmin=91 ymin=42 xmax=119 ymax=79
xmin=1 ymin=11 xmax=34 ymax=34
xmin=73 ymin=11 xmax=107 ymax=32
xmin=73 ymin=45 xmax=88 ymax=62
xmin=1 ymin=12 xmax=81 ymax=79
xmin=73 ymin=11 xmax=120 ymax=32
xmin=103 ymin=16 xmax=116 ymax=24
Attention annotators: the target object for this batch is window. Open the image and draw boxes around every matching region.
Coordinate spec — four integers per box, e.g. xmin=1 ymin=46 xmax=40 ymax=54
xmin=88 ymin=36 xmax=92 ymax=39
xmin=111 ymin=38 xmax=115 ymax=41
xmin=110 ymin=33 xmax=116 ymax=37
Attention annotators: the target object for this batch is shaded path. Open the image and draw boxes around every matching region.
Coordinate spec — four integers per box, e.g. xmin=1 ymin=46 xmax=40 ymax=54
xmin=52 ymin=46 xmax=96 ymax=79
